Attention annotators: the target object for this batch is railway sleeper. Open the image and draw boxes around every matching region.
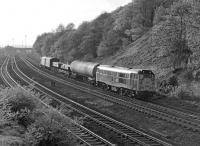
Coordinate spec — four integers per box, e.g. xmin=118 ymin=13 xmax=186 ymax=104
xmin=85 ymin=139 xmax=99 ymax=143
xmin=84 ymin=137 xmax=98 ymax=140
xmin=71 ymin=129 xmax=85 ymax=133
xmin=80 ymin=136 xmax=95 ymax=140
xmin=69 ymin=127 xmax=82 ymax=131
xmin=90 ymin=143 xmax=106 ymax=146
xmin=121 ymin=129 xmax=133 ymax=133
xmin=76 ymin=133 xmax=90 ymax=137
xmin=39 ymin=95 xmax=47 ymax=100
xmin=79 ymin=131 xmax=90 ymax=135
xmin=72 ymin=128 xmax=88 ymax=133
xmin=128 ymin=133 xmax=147 ymax=138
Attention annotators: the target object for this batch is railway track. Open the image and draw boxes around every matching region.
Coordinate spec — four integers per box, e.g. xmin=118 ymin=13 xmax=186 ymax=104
xmin=0 ymin=56 xmax=8 ymax=87
xmin=3 ymin=57 xmax=116 ymax=146
xmin=26 ymin=56 xmax=200 ymax=120
xmin=20 ymin=56 xmax=200 ymax=133
xmin=13 ymin=57 xmax=173 ymax=146
xmin=25 ymin=56 xmax=200 ymax=119
xmin=1 ymin=57 xmax=18 ymax=87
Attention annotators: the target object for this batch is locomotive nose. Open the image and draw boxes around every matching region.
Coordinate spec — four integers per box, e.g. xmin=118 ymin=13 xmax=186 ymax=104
xmin=141 ymin=78 xmax=154 ymax=91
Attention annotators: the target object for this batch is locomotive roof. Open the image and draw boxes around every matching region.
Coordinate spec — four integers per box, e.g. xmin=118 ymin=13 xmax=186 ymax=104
xmin=97 ymin=65 xmax=143 ymax=74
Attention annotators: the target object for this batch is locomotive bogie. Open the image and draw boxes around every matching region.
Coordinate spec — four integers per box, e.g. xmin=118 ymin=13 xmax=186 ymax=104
xmin=96 ymin=81 xmax=136 ymax=97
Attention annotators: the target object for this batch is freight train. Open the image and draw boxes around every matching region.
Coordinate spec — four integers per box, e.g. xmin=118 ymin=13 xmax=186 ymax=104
xmin=40 ymin=56 xmax=156 ymax=98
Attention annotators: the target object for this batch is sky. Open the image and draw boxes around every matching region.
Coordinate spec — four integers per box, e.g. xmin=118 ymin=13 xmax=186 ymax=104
xmin=0 ymin=0 xmax=132 ymax=47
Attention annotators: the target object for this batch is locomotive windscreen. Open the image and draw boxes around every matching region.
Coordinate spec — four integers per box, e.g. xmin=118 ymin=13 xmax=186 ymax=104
xmin=140 ymin=70 xmax=155 ymax=78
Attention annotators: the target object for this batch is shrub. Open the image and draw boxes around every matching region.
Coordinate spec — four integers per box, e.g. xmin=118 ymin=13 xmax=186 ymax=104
xmin=0 ymin=87 xmax=79 ymax=146
xmin=170 ymin=84 xmax=197 ymax=101
xmin=168 ymin=76 xmax=178 ymax=87
xmin=0 ymin=87 xmax=38 ymax=128
xmin=183 ymin=70 xmax=194 ymax=81
xmin=14 ymin=108 xmax=35 ymax=128
xmin=25 ymin=115 xmax=76 ymax=146
xmin=4 ymin=87 xmax=37 ymax=113
xmin=177 ymin=89 xmax=189 ymax=100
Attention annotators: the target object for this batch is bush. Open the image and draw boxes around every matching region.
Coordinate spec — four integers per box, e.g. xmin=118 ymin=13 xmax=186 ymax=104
xmin=4 ymin=87 xmax=37 ymax=113
xmin=168 ymin=76 xmax=178 ymax=87
xmin=0 ymin=87 xmax=38 ymax=128
xmin=170 ymin=84 xmax=198 ymax=101
xmin=25 ymin=114 xmax=77 ymax=146
xmin=14 ymin=108 xmax=35 ymax=128
xmin=0 ymin=87 xmax=79 ymax=146
xmin=183 ymin=70 xmax=194 ymax=81
xmin=177 ymin=89 xmax=190 ymax=100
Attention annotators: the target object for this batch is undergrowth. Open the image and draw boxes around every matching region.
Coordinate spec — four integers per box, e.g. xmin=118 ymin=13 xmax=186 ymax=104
xmin=0 ymin=86 xmax=79 ymax=146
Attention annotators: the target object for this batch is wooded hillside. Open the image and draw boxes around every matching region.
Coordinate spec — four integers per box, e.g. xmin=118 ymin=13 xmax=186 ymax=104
xmin=33 ymin=0 xmax=200 ymax=74
xmin=33 ymin=0 xmax=170 ymax=61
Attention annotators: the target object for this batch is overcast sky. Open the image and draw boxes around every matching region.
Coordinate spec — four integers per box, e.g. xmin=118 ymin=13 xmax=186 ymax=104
xmin=0 ymin=0 xmax=132 ymax=47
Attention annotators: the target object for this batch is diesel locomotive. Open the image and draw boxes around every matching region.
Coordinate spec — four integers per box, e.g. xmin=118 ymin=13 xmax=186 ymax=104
xmin=40 ymin=56 xmax=156 ymax=98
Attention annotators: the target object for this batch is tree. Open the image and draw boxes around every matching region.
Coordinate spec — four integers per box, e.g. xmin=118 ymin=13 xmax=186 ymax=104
xmin=65 ymin=23 xmax=75 ymax=31
xmin=153 ymin=5 xmax=167 ymax=25
xmin=169 ymin=0 xmax=193 ymax=68
xmin=56 ymin=24 xmax=65 ymax=33
xmin=33 ymin=33 xmax=52 ymax=55
xmin=152 ymin=0 xmax=196 ymax=69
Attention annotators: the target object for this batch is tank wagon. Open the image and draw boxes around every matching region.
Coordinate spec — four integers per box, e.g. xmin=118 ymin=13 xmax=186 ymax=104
xmin=70 ymin=60 xmax=100 ymax=84
xmin=39 ymin=56 xmax=156 ymax=98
